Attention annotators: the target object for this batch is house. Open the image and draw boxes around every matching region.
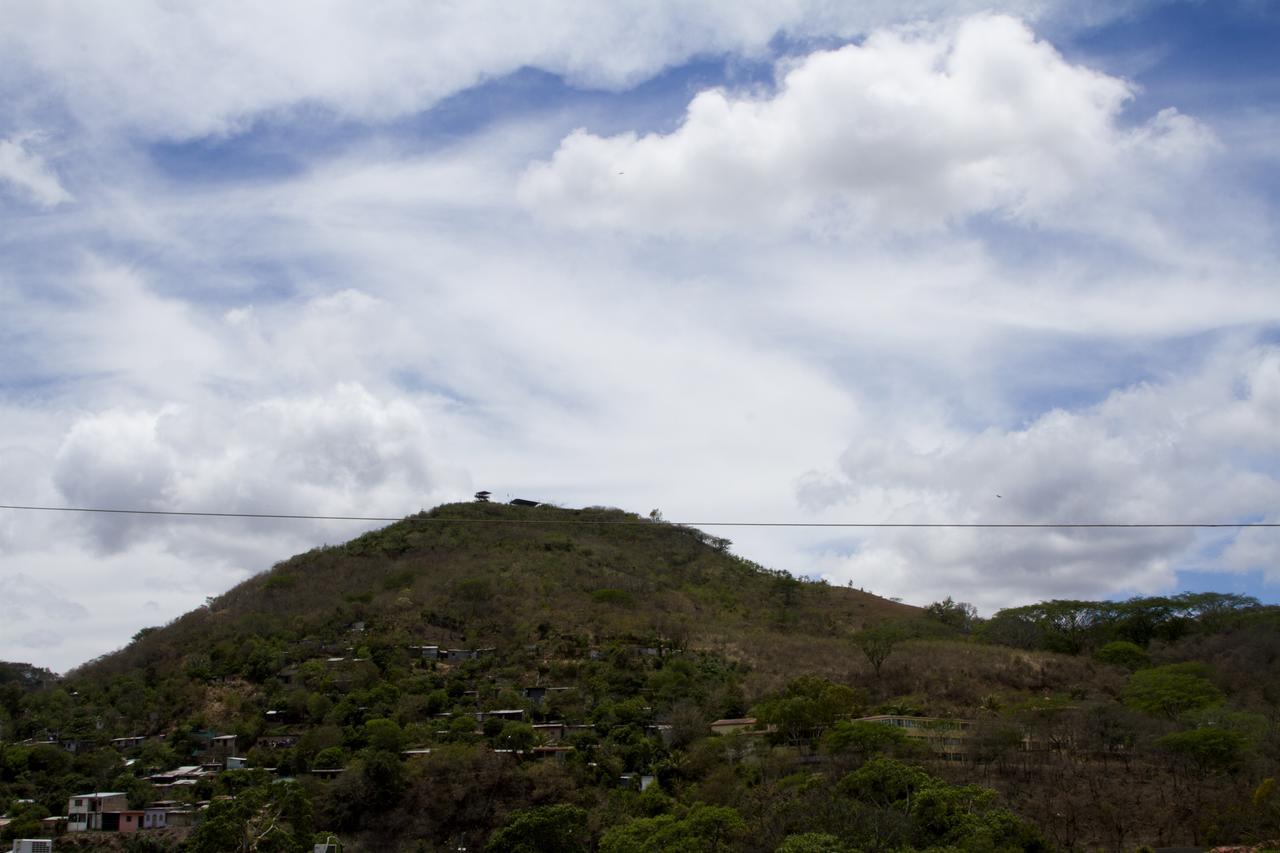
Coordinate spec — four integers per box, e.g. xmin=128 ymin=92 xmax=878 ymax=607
xmin=476 ymin=709 xmax=525 ymax=723
xmin=709 ymin=717 xmax=761 ymax=736
xmin=67 ymin=792 xmax=129 ymax=832
xmin=619 ymin=773 xmax=656 ymax=791
xmin=647 ymin=724 xmax=675 ymax=747
xmin=58 ymin=737 xmax=94 ymax=754
xmin=148 ymin=765 xmax=211 ymax=795
xmin=107 ymin=811 xmax=144 ymax=833
xmin=111 ymin=735 xmax=148 ymax=750
xmin=310 ymin=767 xmax=346 ymax=780
xmin=408 ymin=645 xmax=440 ymax=660
xmin=532 ymin=723 xmax=566 ymax=742
xmin=209 ymin=734 xmax=237 ymax=757
xmin=226 ymin=756 xmax=249 ymax=770
xmin=36 ymin=816 xmax=64 ymax=833
xmin=143 ymin=807 xmax=169 ymax=829
xmin=530 ymin=745 xmax=575 ymax=760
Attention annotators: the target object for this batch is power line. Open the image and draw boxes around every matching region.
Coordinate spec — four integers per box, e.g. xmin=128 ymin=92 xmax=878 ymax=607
xmin=0 ymin=503 xmax=1275 ymax=529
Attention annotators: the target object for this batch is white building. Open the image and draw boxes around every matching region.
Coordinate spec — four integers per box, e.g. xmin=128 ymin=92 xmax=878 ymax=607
xmin=66 ymin=792 xmax=128 ymax=832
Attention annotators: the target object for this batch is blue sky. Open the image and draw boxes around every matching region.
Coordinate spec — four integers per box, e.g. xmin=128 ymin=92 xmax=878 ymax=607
xmin=1 ymin=0 xmax=1278 ymax=671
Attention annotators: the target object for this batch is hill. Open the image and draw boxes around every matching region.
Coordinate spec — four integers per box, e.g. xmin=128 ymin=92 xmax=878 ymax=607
xmin=1 ymin=501 xmax=1278 ymax=851
xmin=80 ymin=501 xmax=918 ymax=689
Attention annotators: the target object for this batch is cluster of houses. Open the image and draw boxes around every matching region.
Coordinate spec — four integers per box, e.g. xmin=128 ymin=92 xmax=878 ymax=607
xmin=65 ymin=791 xmax=191 ymax=833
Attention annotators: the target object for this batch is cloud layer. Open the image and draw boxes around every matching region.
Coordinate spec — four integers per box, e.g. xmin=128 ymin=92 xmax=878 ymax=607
xmin=1 ymin=4 xmax=1277 ymax=671
xmin=1 ymin=1 xmax=1139 ymax=139
xmin=796 ymin=345 xmax=1280 ymax=610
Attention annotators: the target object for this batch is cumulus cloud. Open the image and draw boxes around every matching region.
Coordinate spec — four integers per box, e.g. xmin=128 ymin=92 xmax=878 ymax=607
xmin=519 ymin=15 xmax=1214 ymax=236
xmin=796 ymin=345 xmax=1280 ymax=609
xmin=0 ymin=134 xmax=72 ymax=207
xmin=50 ymin=383 xmax=453 ymax=553
xmin=0 ymin=1 xmax=1149 ymax=140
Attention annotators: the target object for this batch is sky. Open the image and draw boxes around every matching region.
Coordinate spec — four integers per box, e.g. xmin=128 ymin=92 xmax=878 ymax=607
xmin=1 ymin=0 xmax=1278 ymax=673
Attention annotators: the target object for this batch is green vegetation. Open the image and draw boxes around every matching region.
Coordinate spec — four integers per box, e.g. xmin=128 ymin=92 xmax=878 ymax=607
xmin=1 ymin=502 xmax=1277 ymax=851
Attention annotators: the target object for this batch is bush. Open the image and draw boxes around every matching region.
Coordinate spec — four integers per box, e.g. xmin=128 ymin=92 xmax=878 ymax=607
xmin=1123 ymin=663 xmax=1223 ymax=719
xmin=1093 ymin=641 xmax=1150 ymax=670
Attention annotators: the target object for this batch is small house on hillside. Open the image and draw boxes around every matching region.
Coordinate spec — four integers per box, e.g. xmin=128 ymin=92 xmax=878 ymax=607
xmin=209 ymin=734 xmax=237 ymax=758
xmin=66 ymin=792 xmax=129 ymax=832
xmin=709 ymin=718 xmax=761 ymax=736
xmin=111 ymin=735 xmax=148 ymax=750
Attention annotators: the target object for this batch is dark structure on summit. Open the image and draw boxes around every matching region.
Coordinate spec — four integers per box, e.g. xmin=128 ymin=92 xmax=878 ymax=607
xmin=474 ymin=491 xmax=491 ymax=502
xmin=509 ymin=498 xmax=540 ymax=507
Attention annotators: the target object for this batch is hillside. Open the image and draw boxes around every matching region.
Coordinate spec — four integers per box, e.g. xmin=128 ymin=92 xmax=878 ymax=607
xmin=81 ymin=502 xmax=918 ymax=689
xmin=2 ymin=502 xmax=1278 ymax=852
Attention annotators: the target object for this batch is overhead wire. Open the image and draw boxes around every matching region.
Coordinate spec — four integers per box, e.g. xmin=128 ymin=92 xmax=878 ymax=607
xmin=0 ymin=503 xmax=1275 ymax=529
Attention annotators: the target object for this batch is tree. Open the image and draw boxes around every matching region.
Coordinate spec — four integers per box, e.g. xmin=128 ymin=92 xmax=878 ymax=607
xmin=486 ymin=804 xmax=590 ymax=853
xmin=363 ymin=718 xmax=405 ymax=753
xmin=838 ymin=757 xmax=1046 ymax=852
xmin=496 ymin=722 xmax=537 ymax=752
xmin=1093 ymin=641 xmax=1149 ymax=670
xmin=753 ymin=676 xmax=864 ymax=745
xmin=1123 ymin=663 xmax=1223 ymax=719
xmin=924 ymin=597 xmax=978 ymax=632
xmin=0 ymin=799 xmax=49 ymax=841
xmin=1156 ymin=728 xmax=1251 ymax=774
xmin=186 ymin=781 xmax=313 ymax=853
xmin=774 ymin=833 xmax=851 ymax=853
xmin=852 ymin=625 xmax=905 ymax=677
xmin=823 ymin=720 xmax=908 ymax=760
xmin=600 ymin=804 xmax=746 ymax=853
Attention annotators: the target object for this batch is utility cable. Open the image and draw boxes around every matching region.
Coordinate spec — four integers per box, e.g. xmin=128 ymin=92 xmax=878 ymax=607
xmin=0 ymin=503 xmax=1275 ymax=529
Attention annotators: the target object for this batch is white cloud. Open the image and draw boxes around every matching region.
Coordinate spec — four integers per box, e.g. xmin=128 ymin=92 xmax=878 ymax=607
xmin=49 ymin=382 xmax=458 ymax=553
xmin=520 ymin=15 xmax=1214 ymax=236
xmin=0 ymin=1 xmax=1145 ymax=140
xmin=0 ymin=134 xmax=72 ymax=207
xmin=796 ymin=345 xmax=1280 ymax=610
